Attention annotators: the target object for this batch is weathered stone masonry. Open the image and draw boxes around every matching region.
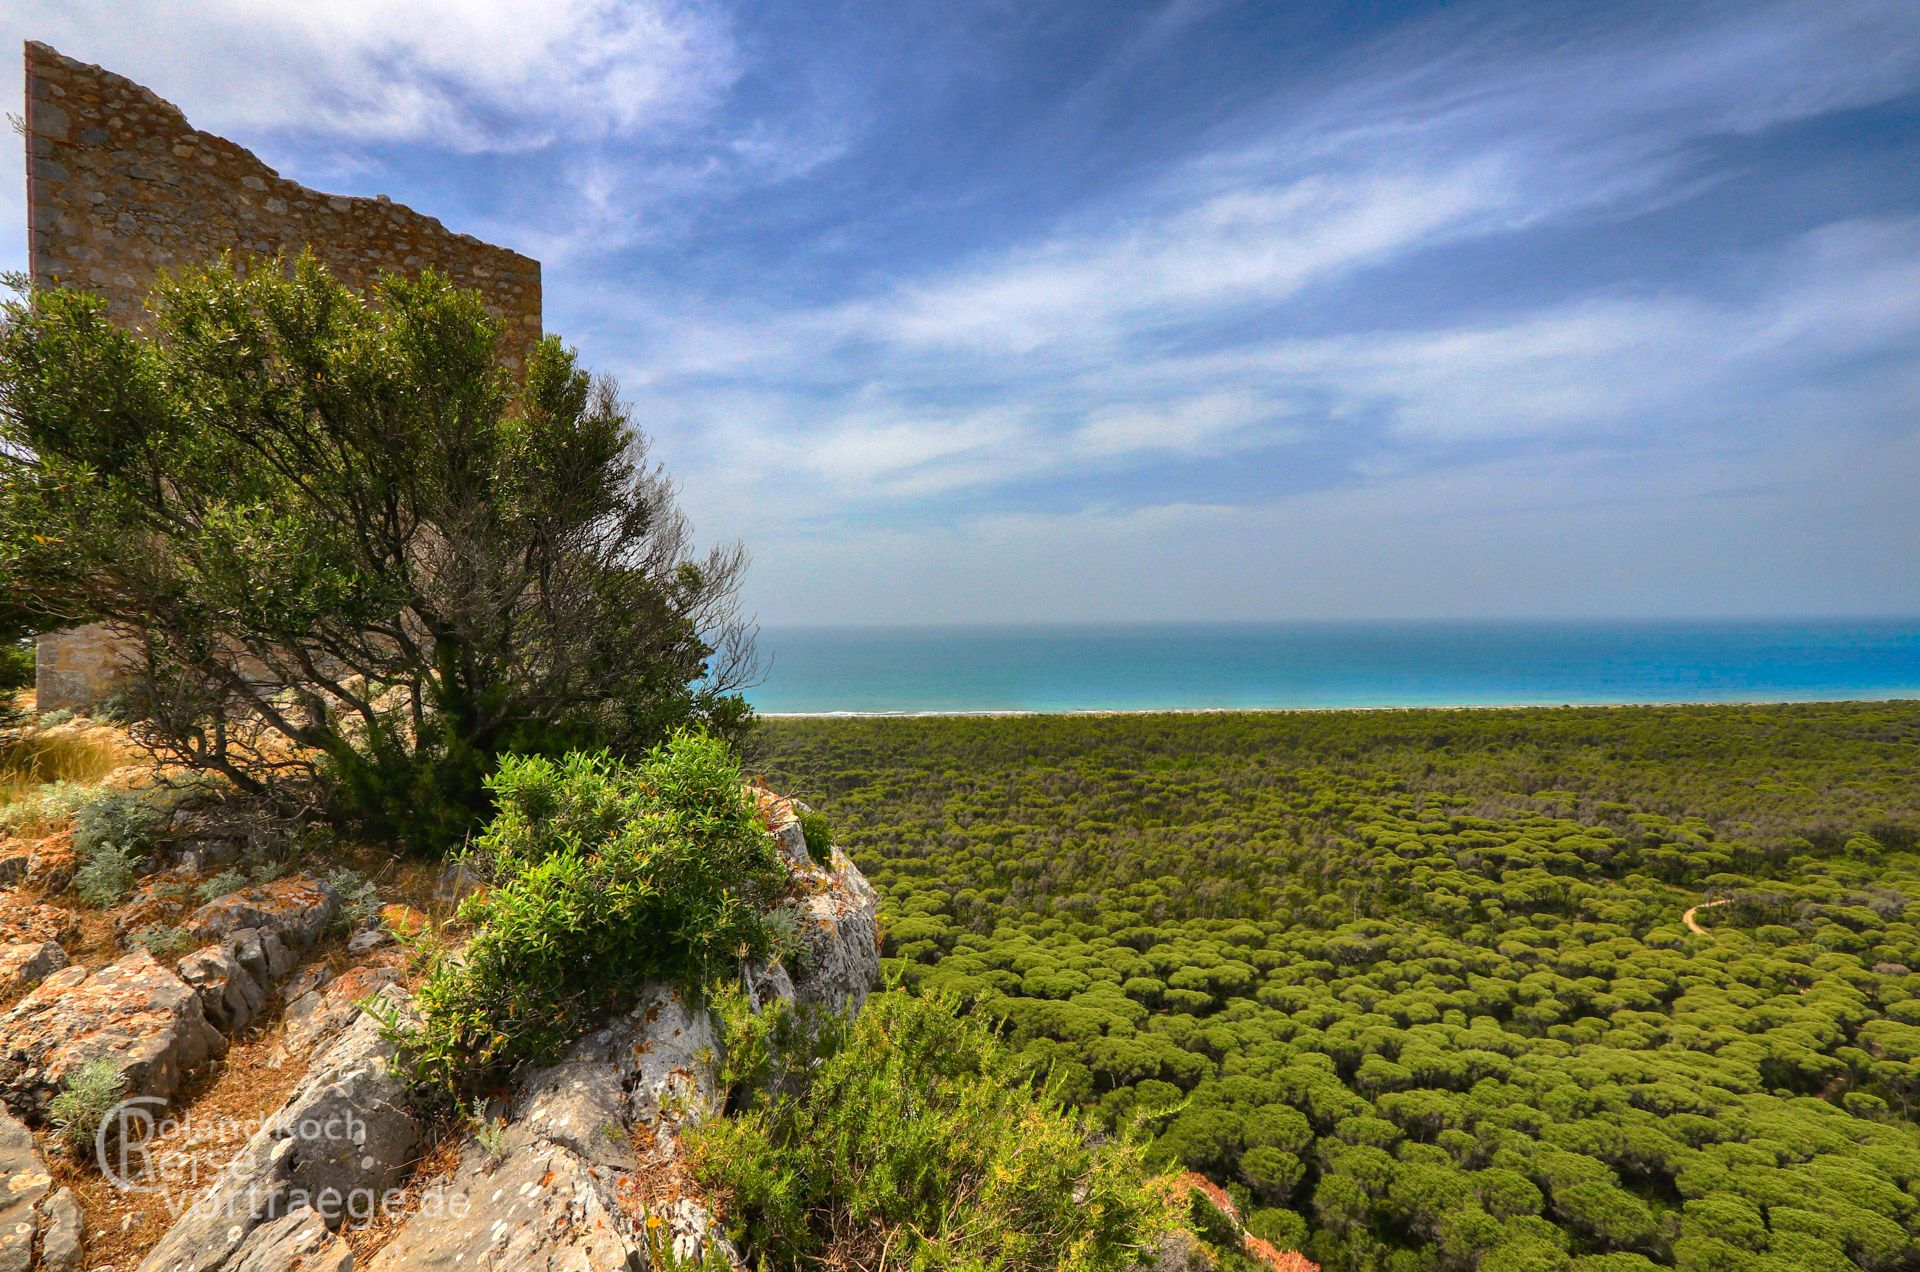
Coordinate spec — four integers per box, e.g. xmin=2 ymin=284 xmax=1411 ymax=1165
xmin=22 ymin=41 xmax=544 ymax=710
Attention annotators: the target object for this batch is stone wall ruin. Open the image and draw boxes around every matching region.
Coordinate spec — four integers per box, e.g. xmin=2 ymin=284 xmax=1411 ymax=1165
xmin=20 ymin=41 xmax=544 ymax=710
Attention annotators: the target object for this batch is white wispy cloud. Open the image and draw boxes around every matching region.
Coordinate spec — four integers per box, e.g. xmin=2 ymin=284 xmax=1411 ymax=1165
xmin=11 ymin=0 xmax=739 ymax=150
xmin=621 ymin=0 xmax=1920 ymax=550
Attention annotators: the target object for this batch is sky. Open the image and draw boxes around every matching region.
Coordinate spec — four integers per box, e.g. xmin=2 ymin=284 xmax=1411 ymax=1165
xmin=5 ymin=0 xmax=1919 ymax=626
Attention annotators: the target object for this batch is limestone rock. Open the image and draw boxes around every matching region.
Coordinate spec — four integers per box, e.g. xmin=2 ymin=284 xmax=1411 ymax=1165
xmin=224 ymin=1208 xmax=350 ymax=1272
xmin=0 ymin=1108 xmax=51 ymax=1272
xmin=362 ymin=1125 xmax=649 ymax=1272
xmin=138 ymin=988 xmax=421 ymax=1272
xmin=274 ymin=963 xmax=403 ymax=1063
xmin=758 ymin=794 xmax=881 ymax=1015
xmin=378 ymin=904 xmax=429 ymax=939
xmin=278 ymin=962 xmax=332 ymax=1004
xmin=175 ymin=944 xmax=265 ymax=1033
xmin=0 ymin=950 xmax=224 ymax=1119
xmin=38 ymin=1187 xmax=84 ymax=1272
xmin=226 ymin=927 xmax=296 ymax=989
xmin=0 ymin=940 xmax=69 ymax=998
xmin=184 ymin=877 xmax=336 ymax=952
xmin=24 ymin=831 xmax=78 ymax=893
xmin=622 ymin=984 xmax=721 ymax=1136
xmin=0 ymin=896 xmax=75 ymax=947
xmin=365 ymin=984 xmax=735 ymax=1272
xmin=344 ymin=926 xmax=388 ymax=956
xmin=786 ymin=846 xmax=881 ymax=1016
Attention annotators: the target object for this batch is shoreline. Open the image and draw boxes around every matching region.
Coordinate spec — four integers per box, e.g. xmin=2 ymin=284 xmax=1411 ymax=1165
xmin=757 ymin=692 xmax=1920 ymax=720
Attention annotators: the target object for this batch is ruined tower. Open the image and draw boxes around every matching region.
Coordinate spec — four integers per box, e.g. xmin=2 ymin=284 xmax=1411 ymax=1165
xmin=20 ymin=41 xmax=543 ymax=710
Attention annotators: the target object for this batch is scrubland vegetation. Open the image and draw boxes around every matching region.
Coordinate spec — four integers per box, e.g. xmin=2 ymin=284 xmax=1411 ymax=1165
xmin=0 ymin=263 xmax=1178 ymax=1268
xmin=690 ymin=987 xmax=1176 ymax=1270
xmin=757 ymin=703 xmax=1920 ymax=1271
xmin=399 ymin=734 xmax=788 ymax=1099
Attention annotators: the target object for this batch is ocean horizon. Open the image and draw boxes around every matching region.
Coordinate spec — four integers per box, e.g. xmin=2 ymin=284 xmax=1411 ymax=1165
xmin=745 ymin=618 xmax=1920 ymax=716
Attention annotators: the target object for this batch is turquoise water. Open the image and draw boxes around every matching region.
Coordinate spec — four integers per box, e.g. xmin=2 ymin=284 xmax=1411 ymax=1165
xmin=746 ymin=620 xmax=1920 ymax=715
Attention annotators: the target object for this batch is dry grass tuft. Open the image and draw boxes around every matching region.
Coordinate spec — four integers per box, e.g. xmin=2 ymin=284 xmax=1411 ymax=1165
xmin=0 ymin=729 xmax=130 ymax=817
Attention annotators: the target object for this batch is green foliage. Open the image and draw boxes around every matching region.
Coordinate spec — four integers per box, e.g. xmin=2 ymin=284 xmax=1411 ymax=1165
xmin=70 ymin=789 xmax=163 ymax=906
xmin=0 ymin=590 xmax=47 ymax=729
xmin=0 ymin=639 xmax=31 ymax=695
xmin=756 ymin=703 xmax=1920 ymax=1271
xmin=0 ymin=779 xmax=92 ymax=835
xmin=398 ymin=733 xmax=784 ymax=1098
xmin=74 ymin=787 xmax=163 ymax=860
xmin=48 ymin=1059 xmax=126 ymax=1157
xmin=797 ymin=806 xmax=833 ymax=866
xmin=687 ymin=987 xmax=1175 ymax=1271
xmin=73 ymin=839 xmax=140 ymax=907
xmin=196 ymin=868 xmax=247 ymax=903
xmin=323 ymin=866 xmax=382 ymax=933
xmin=128 ymin=922 xmax=193 ymax=958
xmin=0 ymin=257 xmax=755 ymax=850
xmin=469 ymin=1109 xmax=509 ymax=1164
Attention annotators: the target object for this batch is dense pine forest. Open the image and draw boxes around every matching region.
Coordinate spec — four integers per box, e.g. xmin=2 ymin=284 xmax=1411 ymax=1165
xmin=754 ymin=703 xmax=1920 ymax=1272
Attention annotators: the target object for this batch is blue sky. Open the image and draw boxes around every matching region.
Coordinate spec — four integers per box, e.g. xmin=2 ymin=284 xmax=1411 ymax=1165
xmin=6 ymin=1 xmax=1919 ymax=624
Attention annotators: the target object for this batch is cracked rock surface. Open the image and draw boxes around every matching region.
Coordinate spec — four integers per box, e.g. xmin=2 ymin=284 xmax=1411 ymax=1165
xmin=0 ymin=950 xmax=225 ymax=1119
xmin=138 ymin=987 xmax=422 ymax=1272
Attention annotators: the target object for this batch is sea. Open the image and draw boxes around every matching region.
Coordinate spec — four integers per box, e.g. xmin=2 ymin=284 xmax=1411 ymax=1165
xmin=745 ymin=619 xmax=1920 ymax=716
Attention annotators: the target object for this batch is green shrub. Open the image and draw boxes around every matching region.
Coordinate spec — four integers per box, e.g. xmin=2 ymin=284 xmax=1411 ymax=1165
xmin=687 ymin=988 xmax=1176 ymax=1271
xmin=2 ymin=259 xmax=755 ymax=851
xmin=323 ymin=867 xmax=382 ymax=933
xmin=71 ymin=790 xmax=163 ymax=906
xmin=48 ymin=1059 xmax=126 ymax=1157
xmin=397 ymin=733 xmax=785 ymax=1098
xmin=0 ymin=779 xmax=93 ymax=835
xmin=128 ymin=923 xmax=193 ymax=958
xmin=196 ymin=869 xmax=247 ymax=903
xmin=797 ymin=807 xmax=833 ymax=866
xmin=762 ymin=898 xmax=813 ymax=972
xmin=73 ymin=839 xmax=139 ymax=907
xmin=0 ymin=638 xmax=33 ymax=693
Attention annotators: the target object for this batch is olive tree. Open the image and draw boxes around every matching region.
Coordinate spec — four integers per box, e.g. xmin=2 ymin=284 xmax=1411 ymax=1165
xmin=0 ymin=255 xmax=754 ymax=846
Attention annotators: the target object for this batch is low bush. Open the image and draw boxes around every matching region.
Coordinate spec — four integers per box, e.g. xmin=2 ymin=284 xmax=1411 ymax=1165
xmin=0 ymin=779 xmax=93 ymax=836
xmin=323 ymin=867 xmax=382 ymax=933
xmin=73 ymin=839 xmax=140 ymax=907
xmin=396 ymin=732 xmax=785 ymax=1099
xmin=128 ymin=923 xmax=193 ymax=958
xmin=196 ymin=869 xmax=247 ymax=903
xmin=797 ymin=807 xmax=833 ymax=866
xmin=48 ymin=1059 xmax=126 ymax=1157
xmin=71 ymin=790 xmax=164 ymax=906
xmin=687 ymin=988 xmax=1176 ymax=1271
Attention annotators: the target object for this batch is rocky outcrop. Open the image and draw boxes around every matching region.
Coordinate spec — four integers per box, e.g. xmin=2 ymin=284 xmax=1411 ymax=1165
xmin=0 ymin=950 xmax=225 ymax=1119
xmin=0 ymin=941 xmax=68 ymax=999
xmin=0 ymin=878 xmax=346 ymax=1125
xmin=754 ymin=791 xmax=882 ymax=1016
xmin=223 ymin=1210 xmax=350 ymax=1272
xmin=37 ymin=1187 xmax=83 ymax=1272
xmin=274 ymin=962 xmax=404 ymax=1064
xmin=0 ymin=831 xmax=75 ymax=893
xmin=363 ymin=983 xmax=735 ymax=1271
xmin=0 ymin=897 xmax=75 ymax=947
xmin=125 ymin=790 xmax=878 ymax=1272
xmin=184 ymin=877 xmax=337 ymax=952
xmin=0 ymin=1108 xmax=51 ymax=1272
xmin=0 ymin=1106 xmax=83 ymax=1272
xmin=137 ymin=988 xmax=422 ymax=1272
xmin=176 ymin=943 xmax=267 ymax=1033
